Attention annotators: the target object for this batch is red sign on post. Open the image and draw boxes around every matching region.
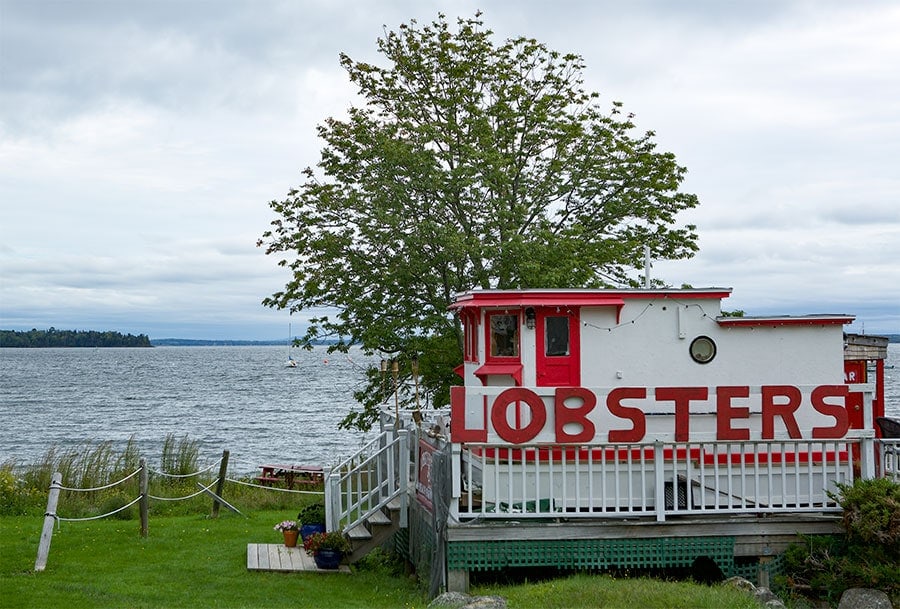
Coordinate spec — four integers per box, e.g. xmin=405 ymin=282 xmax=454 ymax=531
xmin=844 ymin=360 xmax=866 ymax=384
xmin=416 ymin=439 xmax=436 ymax=511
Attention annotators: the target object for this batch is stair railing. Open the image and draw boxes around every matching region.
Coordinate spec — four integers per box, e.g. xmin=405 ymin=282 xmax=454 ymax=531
xmin=325 ymin=427 xmax=409 ymax=534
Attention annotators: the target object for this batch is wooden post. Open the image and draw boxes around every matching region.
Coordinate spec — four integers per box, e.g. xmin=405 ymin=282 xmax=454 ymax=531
xmin=34 ymin=472 xmax=62 ymax=572
xmin=449 ymin=444 xmax=461 ymax=521
xmin=139 ymin=458 xmax=149 ymax=538
xmin=211 ymin=450 xmax=229 ymax=518
xmin=411 ymin=358 xmax=422 ymax=426
xmin=398 ymin=429 xmax=409 ymax=528
xmin=197 ymin=483 xmax=242 ymax=515
xmin=392 ymin=360 xmax=400 ymax=425
xmin=757 ymin=555 xmax=773 ymax=589
xmin=654 ymin=441 xmax=666 ymax=522
xmin=324 ymin=466 xmax=338 ymax=532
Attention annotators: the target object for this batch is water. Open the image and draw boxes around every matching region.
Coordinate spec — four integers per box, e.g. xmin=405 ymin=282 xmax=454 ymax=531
xmin=877 ymin=343 xmax=900 ymax=419
xmin=1 ymin=344 xmax=898 ymax=471
xmin=0 ymin=346 xmax=378 ymax=472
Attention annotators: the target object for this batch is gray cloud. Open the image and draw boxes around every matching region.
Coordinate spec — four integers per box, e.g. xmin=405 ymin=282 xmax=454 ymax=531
xmin=2 ymin=0 xmax=898 ymax=339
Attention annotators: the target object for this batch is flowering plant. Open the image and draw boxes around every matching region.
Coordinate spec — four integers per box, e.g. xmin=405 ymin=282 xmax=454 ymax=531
xmin=274 ymin=520 xmax=299 ymax=532
xmin=303 ymin=530 xmax=351 ymax=555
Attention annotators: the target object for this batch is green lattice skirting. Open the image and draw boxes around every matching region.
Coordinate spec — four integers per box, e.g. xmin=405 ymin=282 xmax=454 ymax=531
xmin=447 ymin=536 xmax=737 ymax=573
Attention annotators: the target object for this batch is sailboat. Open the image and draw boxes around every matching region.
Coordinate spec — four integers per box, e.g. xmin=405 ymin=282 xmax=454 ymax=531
xmin=285 ymin=323 xmax=298 ymax=368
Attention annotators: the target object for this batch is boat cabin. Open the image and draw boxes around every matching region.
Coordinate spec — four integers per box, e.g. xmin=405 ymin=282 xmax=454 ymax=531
xmin=436 ymin=289 xmax=891 ymax=589
xmin=326 ymin=288 xmax=895 ymax=594
xmin=450 ymin=288 xmax=864 ymax=445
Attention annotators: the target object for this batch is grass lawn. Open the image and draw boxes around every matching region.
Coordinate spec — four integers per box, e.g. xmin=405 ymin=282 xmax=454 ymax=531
xmin=0 ymin=510 xmax=425 ymax=609
xmin=1 ymin=510 xmax=762 ymax=609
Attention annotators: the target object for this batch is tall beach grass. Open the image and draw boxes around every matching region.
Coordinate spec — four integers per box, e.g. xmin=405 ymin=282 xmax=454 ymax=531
xmin=0 ymin=435 xmax=313 ymax=518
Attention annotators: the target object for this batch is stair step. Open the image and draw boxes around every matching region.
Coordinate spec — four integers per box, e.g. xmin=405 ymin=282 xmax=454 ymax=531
xmin=346 ymin=524 xmax=371 ymax=541
xmin=366 ymin=510 xmax=391 ymax=526
xmin=386 ymin=496 xmax=403 ymax=511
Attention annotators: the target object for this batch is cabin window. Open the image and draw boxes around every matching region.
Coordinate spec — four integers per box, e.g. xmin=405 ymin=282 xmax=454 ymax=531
xmin=463 ymin=312 xmax=480 ymax=362
xmin=488 ymin=313 xmax=519 ymax=358
xmin=544 ymin=316 xmax=570 ymax=356
xmin=690 ymin=335 xmax=717 ymax=364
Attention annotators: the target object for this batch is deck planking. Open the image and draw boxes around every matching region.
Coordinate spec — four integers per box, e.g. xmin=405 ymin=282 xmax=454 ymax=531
xmin=246 ymin=544 xmax=350 ymax=573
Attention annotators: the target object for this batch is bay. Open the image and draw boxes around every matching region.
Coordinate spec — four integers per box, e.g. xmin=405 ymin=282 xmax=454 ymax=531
xmin=0 ymin=346 xmax=377 ymax=472
xmin=1 ymin=343 xmax=898 ymax=473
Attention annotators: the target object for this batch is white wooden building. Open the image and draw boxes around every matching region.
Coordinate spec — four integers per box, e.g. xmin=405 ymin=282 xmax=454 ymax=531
xmin=326 ymin=288 xmax=895 ymax=594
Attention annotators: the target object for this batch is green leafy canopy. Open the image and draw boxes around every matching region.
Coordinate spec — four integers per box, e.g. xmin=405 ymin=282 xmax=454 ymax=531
xmin=259 ymin=13 xmax=699 ymax=430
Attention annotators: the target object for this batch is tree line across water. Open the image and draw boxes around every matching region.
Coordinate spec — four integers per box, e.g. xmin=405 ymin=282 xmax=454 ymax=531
xmin=0 ymin=328 xmax=151 ymax=348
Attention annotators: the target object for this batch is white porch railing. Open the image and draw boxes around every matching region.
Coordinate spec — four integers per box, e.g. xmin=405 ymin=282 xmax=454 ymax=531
xmin=878 ymin=438 xmax=900 ymax=481
xmin=452 ymin=432 xmax=878 ymax=522
xmin=325 ymin=428 xmax=409 ymax=533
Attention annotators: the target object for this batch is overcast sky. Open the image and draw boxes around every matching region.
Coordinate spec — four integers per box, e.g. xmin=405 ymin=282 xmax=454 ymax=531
xmin=1 ymin=0 xmax=898 ymax=340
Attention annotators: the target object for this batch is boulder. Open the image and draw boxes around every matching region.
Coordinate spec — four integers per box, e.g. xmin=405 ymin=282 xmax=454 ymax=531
xmin=723 ymin=576 xmax=757 ymax=594
xmin=837 ymin=588 xmax=892 ymax=609
xmin=428 ymin=592 xmax=472 ymax=609
xmin=428 ymin=592 xmax=507 ymax=609
xmin=463 ymin=596 xmax=507 ymax=609
xmin=753 ymin=587 xmax=779 ymax=604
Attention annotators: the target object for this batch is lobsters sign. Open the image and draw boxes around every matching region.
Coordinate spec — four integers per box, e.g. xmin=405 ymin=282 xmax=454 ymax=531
xmin=450 ymin=384 xmax=854 ymax=444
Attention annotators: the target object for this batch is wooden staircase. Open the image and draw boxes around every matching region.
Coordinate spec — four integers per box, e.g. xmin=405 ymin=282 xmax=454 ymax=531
xmin=344 ymin=496 xmax=404 ymax=562
xmin=325 ymin=428 xmax=411 ymax=562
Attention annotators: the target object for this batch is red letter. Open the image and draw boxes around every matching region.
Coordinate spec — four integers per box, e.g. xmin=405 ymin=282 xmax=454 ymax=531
xmin=491 ymin=388 xmax=547 ymax=444
xmin=656 ymin=387 xmax=708 ymax=442
xmin=761 ymin=385 xmax=802 ymax=439
xmin=717 ymin=386 xmax=750 ymax=441
xmin=450 ymin=386 xmax=487 ymax=442
xmin=555 ymin=387 xmax=597 ymax=443
xmin=607 ymin=387 xmax=646 ymax=443
xmin=811 ymin=385 xmax=850 ymax=439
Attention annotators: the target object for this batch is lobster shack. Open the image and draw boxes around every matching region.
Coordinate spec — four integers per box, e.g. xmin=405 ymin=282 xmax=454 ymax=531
xmin=325 ymin=287 xmax=895 ymax=594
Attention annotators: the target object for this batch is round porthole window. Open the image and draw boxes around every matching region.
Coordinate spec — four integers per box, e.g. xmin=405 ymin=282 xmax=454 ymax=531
xmin=690 ymin=336 xmax=716 ymax=364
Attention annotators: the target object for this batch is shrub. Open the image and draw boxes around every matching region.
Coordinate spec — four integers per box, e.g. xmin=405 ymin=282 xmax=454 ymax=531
xmin=780 ymin=477 xmax=900 ymax=605
xmin=99 ymin=491 xmax=136 ymax=520
xmin=838 ymin=477 xmax=900 ymax=548
xmin=0 ymin=464 xmax=43 ymax=516
xmin=297 ymin=501 xmax=326 ymax=525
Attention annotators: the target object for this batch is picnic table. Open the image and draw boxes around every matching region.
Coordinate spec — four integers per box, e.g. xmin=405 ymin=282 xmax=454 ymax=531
xmin=256 ymin=464 xmax=324 ymax=489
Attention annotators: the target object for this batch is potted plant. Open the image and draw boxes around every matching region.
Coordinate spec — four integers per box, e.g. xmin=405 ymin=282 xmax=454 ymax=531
xmin=273 ymin=519 xmax=300 ymax=547
xmin=297 ymin=502 xmax=327 ymax=540
xmin=303 ymin=530 xmax=351 ymax=570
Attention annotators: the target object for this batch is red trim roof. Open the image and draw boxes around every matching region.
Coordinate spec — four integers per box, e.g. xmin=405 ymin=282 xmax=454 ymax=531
xmin=716 ymin=315 xmax=854 ymax=327
xmin=450 ymin=288 xmax=732 ymax=310
xmin=474 ymin=363 xmax=523 ymax=386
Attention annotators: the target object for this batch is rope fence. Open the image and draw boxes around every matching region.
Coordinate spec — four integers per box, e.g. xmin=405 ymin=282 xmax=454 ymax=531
xmin=226 ymin=476 xmax=324 ymax=495
xmin=147 ymin=459 xmax=222 ymax=478
xmin=35 ymin=448 xmax=328 ymax=572
xmin=55 ymin=495 xmax=144 ymax=522
xmin=148 ymin=479 xmax=220 ymax=502
xmin=56 ymin=467 xmax=142 ymax=492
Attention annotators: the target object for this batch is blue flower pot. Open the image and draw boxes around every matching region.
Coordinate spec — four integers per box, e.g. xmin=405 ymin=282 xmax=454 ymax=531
xmin=313 ymin=549 xmax=342 ymax=570
xmin=300 ymin=523 xmax=325 ymax=541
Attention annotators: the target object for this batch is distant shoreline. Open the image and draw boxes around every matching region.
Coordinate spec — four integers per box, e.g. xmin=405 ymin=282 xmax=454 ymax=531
xmin=0 ymin=329 xmax=151 ymax=348
xmin=151 ymin=338 xmax=290 ymax=346
xmin=0 ymin=329 xmax=342 ymax=348
xmin=3 ymin=329 xmax=897 ymax=348
xmin=150 ymin=339 xmax=346 ymax=347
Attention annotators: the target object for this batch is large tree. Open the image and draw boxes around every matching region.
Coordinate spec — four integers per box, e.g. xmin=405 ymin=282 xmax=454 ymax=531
xmin=260 ymin=13 xmax=699 ymax=430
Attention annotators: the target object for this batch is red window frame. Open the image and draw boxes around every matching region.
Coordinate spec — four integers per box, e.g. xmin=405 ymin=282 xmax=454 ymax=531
xmin=462 ymin=310 xmax=480 ymax=363
xmin=485 ymin=310 xmax=521 ymax=363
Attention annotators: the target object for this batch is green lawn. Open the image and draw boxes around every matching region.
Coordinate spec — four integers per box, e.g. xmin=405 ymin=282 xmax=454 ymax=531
xmin=1 ymin=511 xmax=761 ymax=609
xmin=1 ymin=510 xmax=425 ymax=609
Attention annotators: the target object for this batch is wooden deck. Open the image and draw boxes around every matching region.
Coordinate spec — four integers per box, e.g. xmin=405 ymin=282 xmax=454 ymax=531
xmin=246 ymin=544 xmax=350 ymax=574
xmin=446 ymin=512 xmax=843 ymax=557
